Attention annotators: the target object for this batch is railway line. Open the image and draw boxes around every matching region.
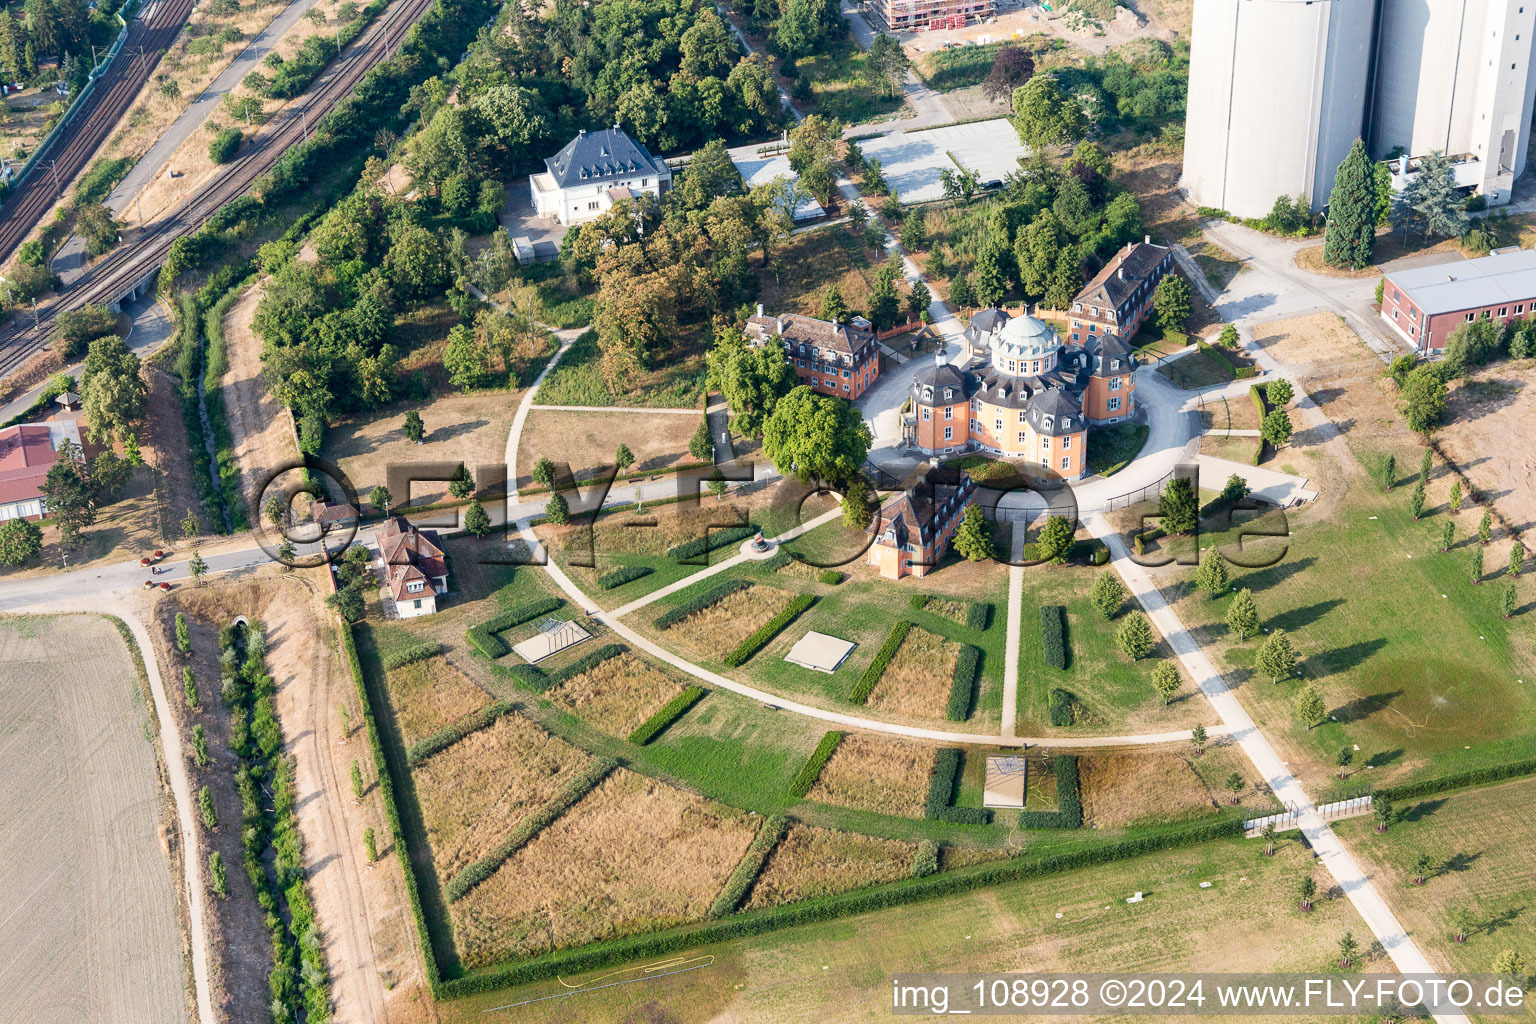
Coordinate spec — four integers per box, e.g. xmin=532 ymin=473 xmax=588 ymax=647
xmin=0 ymin=0 xmax=437 ymax=378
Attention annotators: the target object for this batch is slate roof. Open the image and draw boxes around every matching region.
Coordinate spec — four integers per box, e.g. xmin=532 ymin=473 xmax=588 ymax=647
xmin=1074 ymin=240 xmax=1171 ymax=314
xmin=875 ymin=466 xmax=974 ymax=550
xmin=910 ymin=358 xmax=976 ymax=406
xmin=747 ymin=312 xmax=877 ymax=359
xmin=544 ymin=128 xmax=666 ymax=190
xmin=968 ymin=307 xmax=1009 ymax=335
xmin=1087 ymin=333 xmax=1134 ymax=376
xmin=1388 ymin=247 xmax=1536 ymax=316
xmin=1026 ymin=388 xmax=1082 ymax=436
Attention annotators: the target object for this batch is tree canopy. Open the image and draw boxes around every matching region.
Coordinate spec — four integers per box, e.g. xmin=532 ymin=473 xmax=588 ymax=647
xmin=761 ymin=385 xmax=872 ymax=483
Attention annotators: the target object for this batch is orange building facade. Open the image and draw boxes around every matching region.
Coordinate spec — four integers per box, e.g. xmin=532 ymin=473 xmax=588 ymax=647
xmin=745 ymin=309 xmax=881 ymax=401
xmin=866 ymin=465 xmax=977 ymax=580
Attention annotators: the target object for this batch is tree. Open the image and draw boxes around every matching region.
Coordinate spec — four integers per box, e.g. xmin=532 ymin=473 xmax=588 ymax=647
xmin=1492 ymin=949 xmax=1527 ymax=981
xmin=277 ymin=539 xmax=295 ymax=570
xmin=1262 ymin=408 xmax=1294 ymax=448
xmin=448 ymin=463 xmax=474 ymax=499
xmin=907 ymin=280 xmax=933 ymax=322
xmin=402 ymin=410 xmax=425 ymax=443
xmin=952 ymin=505 xmax=993 ymax=562
xmin=1151 ymin=661 xmax=1180 ymax=706
xmin=1266 ymin=378 xmax=1294 ymax=407
xmin=1152 ymin=274 xmax=1192 ymax=333
xmin=1410 ymin=480 xmax=1426 ymax=520
xmin=1401 ymin=365 xmax=1448 ymax=433
xmin=443 ymin=323 xmax=494 ymax=391
xmin=122 ymin=432 xmax=144 ymax=468
xmin=1195 ymin=545 xmax=1230 ymax=597
xmin=0 ymin=518 xmax=42 ymax=566
xmin=1441 ymin=519 xmax=1455 ymax=552
xmin=464 ymin=499 xmax=490 ymax=538
xmin=707 ymin=467 xmax=728 ymax=500
xmin=947 ymin=272 xmax=977 ymax=310
xmin=983 ymin=45 xmax=1034 ymax=101
xmin=363 ymin=827 xmax=377 ymax=863
xmin=1115 ymin=611 xmax=1155 ymax=660
xmin=369 ymin=485 xmax=391 ymax=515
xmin=1323 ymin=139 xmax=1379 ymax=270
xmin=1337 ymin=931 xmax=1359 ymax=969
xmin=189 ymin=550 xmax=208 ymax=584
xmin=863 ymin=33 xmax=911 ymax=98
xmin=1037 ymin=514 xmax=1074 ymax=564
xmin=1261 ymin=822 xmax=1278 ymax=856
xmin=1373 ymin=793 xmax=1394 ymax=832
xmin=1224 ymin=772 xmax=1245 ymax=804
xmin=1221 ymin=473 xmax=1249 ymax=503
xmin=1512 ymin=541 xmax=1526 ymax=576
xmin=1419 ymin=448 xmax=1433 ymax=487
xmin=1470 ymin=546 xmax=1484 ymax=585
xmin=1226 ymin=587 xmax=1260 ymax=641
xmin=198 ymin=785 xmax=217 ymax=829
xmin=1256 ymin=628 xmax=1297 ymax=682
xmin=51 ymin=305 xmax=118 ymax=361
xmin=1448 ymin=907 xmax=1475 ymax=943
xmin=1158 ymin=477 xmax=1198 ymax=535
xmin=1293 ymin=682 xmax=1326 ymax=729
xmin=1010 ymin=75 xmax=1084 ymax=151
xmin=1393 ymin=151 xmax=1468 ymax=241
xmin=819 ymin=283 xmax=849 ymax=322
xmin=76 ymin=201 xmax=119 ymax=257
xmin=181 ymin=508 xmax=201 ymax=540
xmin=531 ymin=457 xmax=555 ymax=489
xmin=690 ymin=418 xmax=715 ymax=462
xmin=707 ymin=330 xmax=796 ymax=439
xmin=1449 ymin=480 xmax=1464 ymax=512
xmin=841 ymin=476 xmax=873 ymax=530
xmin=868 ymin=273 xmax=901 ymax=330
xmin=263 ymin=494 xmax=287 ymax=530
xmin=1381 ymin=453 xmax=1396 ymax=491
xmin=1502 ymin=583 xmax=1518 ymax=619
xmin=1217 ymin=324 xmax=1240 ymax=349
xmin=41 ymin=438 xmax=96 ymax=545
xmin=761 ymin=386 xmax=872 ymax=484
xmin=1410 ymin=852 xmax=1433 ymax=886
xmin=1298 ymin=875 xmax=1317 ymax=911
xmin=847 ymin=200 xmax=869 ymax=233
xmin=1336 ymin=745 xmax=1354 ymax=779
xmin=972 ymin=237 xmax=1010 ymax=308
xmin=1479 ymin=510 xmax=1493 ymax=545
xmin=208 ymin=127 xmax=241 ymax=164
xmin=1090 ymin=569 xmax=1125 ymax=619
xmin=80 ymin=334 xmax=147 ymax=444
xmin=209 ymin=851 xmax=228 ymax=897
xmin=545 ymin=492 xmax=570 ymax=525
xmin=1190 ymin=723 xmax=1207 ymax=756
xmin=328 ymin=585 xmax=365 ymax=622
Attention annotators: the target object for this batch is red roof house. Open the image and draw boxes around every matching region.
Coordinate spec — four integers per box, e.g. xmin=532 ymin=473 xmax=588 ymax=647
xmin=379 ymin=516 xmax=449 ymax=617
xmin=0 ymin=423 xmax=78 ymax=522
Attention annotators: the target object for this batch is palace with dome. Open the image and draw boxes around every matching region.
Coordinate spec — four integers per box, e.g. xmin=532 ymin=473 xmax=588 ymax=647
xmin=902 ymin=308 xmax=1136 ymax=481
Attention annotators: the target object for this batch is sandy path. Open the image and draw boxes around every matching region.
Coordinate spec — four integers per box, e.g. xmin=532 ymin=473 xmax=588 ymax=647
xmin=221 ymin=279 xmax=301 ymax=523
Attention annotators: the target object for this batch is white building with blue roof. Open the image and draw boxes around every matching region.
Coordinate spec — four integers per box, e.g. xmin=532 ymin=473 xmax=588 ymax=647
xmin=529 ymin=126 xmax=673 ymax=226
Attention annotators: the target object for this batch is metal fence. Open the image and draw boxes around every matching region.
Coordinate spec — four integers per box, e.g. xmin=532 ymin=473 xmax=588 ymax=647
xmin=1245 ymin=795 xmax=1373 ymax=835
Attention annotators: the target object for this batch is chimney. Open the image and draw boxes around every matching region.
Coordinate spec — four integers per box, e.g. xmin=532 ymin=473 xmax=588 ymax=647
xmin=935 ymin=351 xmax=946 ymax=369
xmin=1144 ymin=234 xmax=1151 ymax=245
xmin=756 ymin=302 xmax=763 ymax=317
xmin=776 ymin=317 xmax=785 ymax=335
xmin=1117 ymin=267 xmax=1124 ymax=282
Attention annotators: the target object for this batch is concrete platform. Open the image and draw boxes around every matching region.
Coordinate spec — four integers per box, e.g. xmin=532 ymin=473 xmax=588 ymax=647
xmin=1194 ymin=454 xmax=1319 ymax=507
xmin=784 ymin=630 xmax=856 ymax=673
xmin=983 ymin=755 xmax=1027 ymax=808
xmin=858 ymin=119 xmax=1030 ymax=204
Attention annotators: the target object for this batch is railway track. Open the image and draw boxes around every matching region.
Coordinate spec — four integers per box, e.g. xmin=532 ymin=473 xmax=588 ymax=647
xmin=0 ymin=0 xmax=436 ymax=379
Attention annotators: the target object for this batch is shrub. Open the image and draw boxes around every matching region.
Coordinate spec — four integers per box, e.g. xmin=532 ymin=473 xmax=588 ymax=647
xmin=1019 ymin=755 xmax=1082 ymax=828
xmin=465 ymin=597 xmax=563 ymax=658
xmin=665 ymin=524 xmax=757 ymax=561
xmin=818 ymin=569 xmax=843 ymax=585
xmin=723 ymin=594 xmax=816 ymax=667
xmin=965 ymin=601 xmax=991 ymax=629
xmin=762 ymin=549 xmax=792 ymax=571
xmin=175 ymin=612 xmax=191 ymax=653
xmin=789 ymin=732 xmax=844 ymax=797
xmin=378 ymin=635 xmax=439 ymax=670
xmin=1047 ymin=687 xmax=1074 ymax=727
xmin=596 ymin=565 xmax=653 ymax=589
xmin=547 ymin=644 xmax=626 ymax=684
xmin=627 ymin=686 xmax=707 ymax=744
xmin=446 ymin=758 xmax=618 ymax=901
xmin=1374 ymin=757 xmax=1536 ymax=803
xmin=405 ymin=701 xmax=513 ymax=766
xmin=493 ymin=662 xmax=551 ymax=691
xmin=912 ymin=840 xmax=940 ymax=878
xmin=209 ymin=127 xmax=242 ymax=163
xmin=947 ymin=645 xmax=979 ymax=721
xmin=707 ymin=816 xmax=790 ymax=918
xmin=1040 ymin=605 xmax=1068 ymax=669
xmin=849 ymin=620 xmax=913 ymax=703
xmin=654 ymin=578 xmax=752 ymax=630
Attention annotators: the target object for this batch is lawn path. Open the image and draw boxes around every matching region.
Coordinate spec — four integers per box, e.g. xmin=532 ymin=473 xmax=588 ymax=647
xmin=1085 ymin=511 xmax=1468 ymax=1023
xmin=1001 ymin=526 xmax=1024 ymax=742
xmin=504 ymin=329 xmax=584 ymax=503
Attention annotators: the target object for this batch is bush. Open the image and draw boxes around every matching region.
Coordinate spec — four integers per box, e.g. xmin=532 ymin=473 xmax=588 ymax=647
xmin=654 ymin=578 xmax=752 ymax=630
xmin=762 ymin=549 xmax=792 ymax=571
xmin=818 ymin=569 xmax=843 ymax=585
xmin=405 ymin=701 xmax=513 ymax=766
xmin=849 ymin=620 xmax=912 ymax=703
xmin=965 ymin=601 xmax=991 ymax=629
xmin=925 ymin=748 xmax=962 ymax=817
xmin=548 ymin=643 xmax=626 ymax=684
xmin=378 ymin=635 xmax=439 ymax=670
xmin=627 ymin=686 xmax=707 ymax=745
xmin=597 ymin=565 xmax=653 ymax=589
xmin=1374 ymin=757 xmax=1536 ymax=803
xmin=446 ymin=758 xmax=618 ymax=901
xmin=1047 ymin=687 xmax=1074 ymax=727
xmin=723 ymin=594 xmax=817 ymax=667
xmin=665 ymin=524 xmax=757 ymax=561
xmin=789 ymin=732 xmax=844 ymax=797
xmin=947 ymin=646 xmax=979 ymax=721
xmin=209 ymin=127 xmax=242 ymax=163
xmin=1019 ymin=755 xmax=1082 ymax=828
xmin=465 ymin=597 xmax=562 ymax=658
xmin=912 ymin=840 xmax=940 ymax=878
xmin=494 ymin=662 xmax=550 ymax=691
xmin=1040 ymin=605 xmax=1068 ymax=670
xmin=175 ymin=612 xmax=191 ymax=653
xmin=708 ymin=816 xmax=789 ymax=918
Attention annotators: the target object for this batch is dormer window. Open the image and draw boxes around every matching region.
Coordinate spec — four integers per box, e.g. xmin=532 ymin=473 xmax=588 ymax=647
xmin=1111 ymin=359 xmax=1120 ymax=370
xmin=1062 ymin=418 xmax=1071 ymax=429
xmin=944 ymin=388 xmax=953 ymax=399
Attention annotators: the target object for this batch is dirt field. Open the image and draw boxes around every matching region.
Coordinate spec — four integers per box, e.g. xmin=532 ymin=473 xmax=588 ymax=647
xmin=0 ymin=615 xmax=187 ymax=1024
xmin=220 ymin=279 xmax=301 ymax=524
xmin=450 ymin=768 xmax=758 ymax=966
xmin=744 ymin=823 xmax=914 ymax=910
xmin=414 ymin=712 xmax=592 ymax=884
xmin=804 ymin=733 xmax=936 ymax=817
xmin=546 ymin=650 xmax=686 ymax=736
xmin=666 ymin=583 xmax=795 ymax=654
xmin=515 ymin=408 xmax=701 ymax=490
xmin=864 ymin=626 xmax=961 ymax=718
xmin=383 ymin=654 xmax=490 ymax=749
xmin=145 ymin=363 xmax=211 ymax=538
xmin=1438 ymin=361 xmax=1536 ymax=539
xmin=1078 ymin=747 xmax=1274 ymax=829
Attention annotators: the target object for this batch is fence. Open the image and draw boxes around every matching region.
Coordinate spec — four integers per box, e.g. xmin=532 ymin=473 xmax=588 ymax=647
xmin=1244 ymin=794 xmax=1372 ymax=836
xmin=1093 ymin=466 xmax=1175 ymax=513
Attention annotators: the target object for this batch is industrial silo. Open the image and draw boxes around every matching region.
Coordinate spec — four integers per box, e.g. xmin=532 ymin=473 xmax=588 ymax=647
xmin=1183 ymin=0 xmax=1377 ymax=219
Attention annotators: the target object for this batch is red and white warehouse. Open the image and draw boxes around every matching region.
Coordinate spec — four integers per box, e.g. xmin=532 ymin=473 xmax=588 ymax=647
xmin=1381 ymin=248 xmax=1536 ymax=354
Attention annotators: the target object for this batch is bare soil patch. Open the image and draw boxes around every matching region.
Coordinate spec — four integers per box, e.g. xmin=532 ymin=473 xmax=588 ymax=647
xmin=146 ymin=364 xmax=208 ymax=537
xmin=546 ymin=651 xmax=685 ymax=736
xmin=1294 ymin=231 xmax=1463 ymax=279
xmin=804 ymin=733 xmax=936 ymax=817
xmin=744 ymin=823 xmax=914 ymax=909
xmin=220 ymin=279 xmax=300 ymax=522
xmin=414 ymin=712 xmax=592 ymax=885
xmin=384 ymin=655 xmax=492 ymax=749
xmin=451 ymin=768 xmax=758 ymax=966
xmin=515 ymin=409 xmax=700 ymax=490
xmin=1438 ymin=361 xmax=1536 ymax=539
xmin=667 ymin=583 xmax=794 ymax=654
xmin=865 ymin=627 xmax=961 ymax=718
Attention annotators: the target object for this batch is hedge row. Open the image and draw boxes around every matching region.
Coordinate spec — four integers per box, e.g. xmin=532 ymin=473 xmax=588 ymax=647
xmin=406 ymin=701 xmax=514 ymax=767
xmin=465 ymin=598 xmax=563 ymax=658
xmin=597 ymin=565 xmax=652 ymax=589
xmin=445 ymin=757 xmax=619 ymax=902
xmin=1248 ymin=384 xmax=1270 ymax=464
xmin=818 ymin=569 xmax=843 ymax=585
xmin=789 ymin=731 xmax=844 ymax=798
xmin=908 ymin=593 xmax=991 ymax=631
xmin=1047 ymin=688 xmax=1074 ymax=728
xmin=706 ymin=815 xmax=790 ymax=919
xmin=379 ymin=636 xmax=439 ymax=671
xmin=1040 ymin=605 xmax=1067 ymax=670
xmin=628 ymin=686 xmax=707 ymax=745
xmin=1019 ymin=755 xmax=1082 ymax=828
xmin=762 ymin=549 xmax=792 ymax=571
xmin=925 ymin=748 xmax=961 ymax=817
xmin=666 ymin=524 xmax=756 ymax=561
xmin=489 ymin=643 xmax=628 ymax=694
xmin=723 ymin=594 xmax=817 ymax=667
xmin=947 ymin=645 xmax=979 ymax=721
xmin=492 ymin=662 xmax=552 ymax=691
xmin=654 ymin=578 xmax=752 ymax=630
xmin=849 ymin=620 xmax=913 ymax=703
xmin=437 ymin=815 xmax=1244 ymax=998
xmin=1374 ymin=757 xmax=1536 ymax=803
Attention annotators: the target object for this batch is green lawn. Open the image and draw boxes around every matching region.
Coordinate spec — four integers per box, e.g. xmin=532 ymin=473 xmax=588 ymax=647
xmin=1157 ymin=347 xmax=1235 ymax=390
xmin=1087 ymin=423 xmax=1150 ymax=477
xmin=1131 ymin=322 xmax=1191 ymax=360
xmin=534 ymin=330 xmax=706 ymax=408
xmin=798 ymin=44 xmax=907 ymax=126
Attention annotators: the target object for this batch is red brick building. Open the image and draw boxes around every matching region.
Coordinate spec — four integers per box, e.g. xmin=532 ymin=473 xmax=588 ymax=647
xmin=868 ymin=0 xmax=993 ymax=31
xmin=1069 ymin=238 xmax=1174 ymax=345
xmin=1381 ymin=248 xmax=1536 ymax=354
xmin=866 ymin=464 xmax=977 ymax=580
xmin=744 ymin=307 xmax=882 ymax=400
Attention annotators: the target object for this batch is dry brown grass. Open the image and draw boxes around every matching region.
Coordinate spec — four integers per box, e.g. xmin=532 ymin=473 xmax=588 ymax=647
xmin=940 ymin=846 xmax=1013 ymax=871
xmin=805 ymin=733 xmax=935 ymax=817
xmin=546 ymin=652 xmax=683 ymax=736
xmin=450 ymin=769 xmax=757 ymax=966
xmin=864 ymin=627 xmax=960 ymax=718
xmin=1078 ymin=747 xmax=1271 ymax=829
xmin=515 ymin=410 xmax=700 ymax=490
xmin=414 ymin=713 xmax=592 ymax=885
xmin=667 ymin=584 xmax=793 ymax=654
xmin=384 ymin=656 xmax=490 ymax=748
xmin=744 ymin=824 xmax=914 ymax=909
xmin=1293 ymin=231 xmax=1463 ymax=279
xmin=919 ymin=598 xmax=972 ymax=627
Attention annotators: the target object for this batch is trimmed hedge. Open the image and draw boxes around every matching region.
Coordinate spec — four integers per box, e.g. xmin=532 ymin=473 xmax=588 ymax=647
xmin=762 ymin=548 xmax=792 ymax=571
xmin=666 ymin=524 xmax=757 ymax=561
xmin=379 ymin=636 xmax=439 ymax=671
xmin=965 ymin=601 xmax=991 ymax=630
xmin=1249 ymin=384 xmax=1270 ymax=465
xmin=924 ymin=747 xmax=991 ymax=824
xmin=1019 ymin=755 xmax=1082 ymax=828
xmin=818 ymin=569 xmax=843 ymax=585
xmin=654 ymin=578 xmax=752 ymax=630
xmin=723 ymin=594 xmax=817 ymax=667
xmin=406 ymin=701 xmax=513 ymax=766
xmin=789 ymin=731 xmax=844 ymax=797
xmin=492 ymin=644 xmax=626 ymax=694
xmin=707 ymin=815 xmax=789 ymax=918
xmin=850 ymin=620 xmax=913 ymax=703
xmin=628 ymin=686 xmax=707 ymax=745
xmin=550 ymin=643 xmax=626 ymax=684
xmin=466 ymin=597 xmax=563 ymax=658
xmin=1040 ymin=605 xmax=1068 ymax=670
xmin=436 ymin=814 xmax=1244 ymax=997
xmin=493 ymin=662 xmax=551 ymax=691
xmin=913 ymin=840 xmax=940 ymax=878
xmin=596 ymin=565 xmax=652 ymax=589
xmin=1374 ymin=757 xmax=1536 ymax=803
xmin=446 ymin=757 xmax=618 ymax=902
xmin=1047 ymin=687 xmax=1074 ymax=727
xmin=947 ymin=645 xmax=979 ymax=721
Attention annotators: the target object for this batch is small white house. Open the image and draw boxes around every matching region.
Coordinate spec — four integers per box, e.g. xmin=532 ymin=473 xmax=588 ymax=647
xmin=379 ymin=517 xmax=449 ymax=618
xmin=529 ymin=127 xmax=672 ymax=226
